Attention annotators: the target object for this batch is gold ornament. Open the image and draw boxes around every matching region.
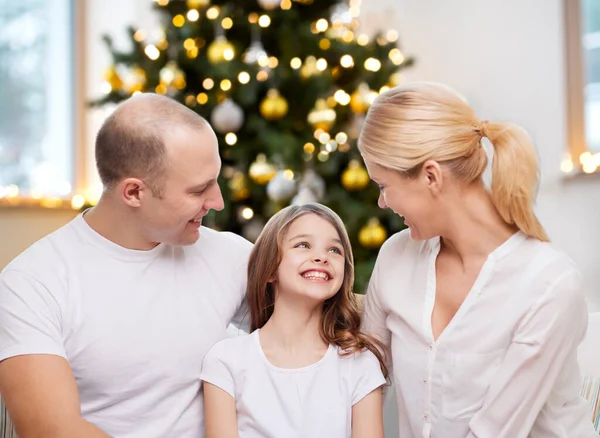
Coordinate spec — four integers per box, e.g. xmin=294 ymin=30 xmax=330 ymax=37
xmin=105 ymin=66 xmax=123 ymax=90
xmin=249 ymin=154 xmax=276 ymax=185
xmin=388 ymin=72 xmax=403 ymax=87
xmin=228 ymin=171 xmax=250 ymax=201
xmin=307 ymin=98 xmax=337 ymax=130
xmin=207 ymin=36 xmax=235 ymax=64
xmin=259 ymin=89 xmax=288 ymax=121
xmin=341 ymin=159 xmax=369 ymax=190
xmin=187 ymin=0 xmax=209 ymax=8
xmin=124 ymin=66 xmax=147 ymax=94
xmin=358 ymin=218 xmax=387 ymax=248
xmin=350 ymin=83 xmax=376 ymax=113
xmin=159 ymin=61 xmax=186 ymax=90
xmin=300 ymin=56 xmax=319 ymax=79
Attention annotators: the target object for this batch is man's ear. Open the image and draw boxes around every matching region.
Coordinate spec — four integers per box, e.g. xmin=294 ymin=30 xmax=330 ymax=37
xmin=120 ymin=178 xmax=147 ymax=207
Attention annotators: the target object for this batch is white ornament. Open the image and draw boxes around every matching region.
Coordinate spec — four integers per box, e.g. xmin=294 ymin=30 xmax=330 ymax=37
xmin=243 ymin=41 xmax=268 ymax=65
xmin=299 ymin=169 xmax=325 ymax=200
xmin=257 ymin=0 xmax=281 ymax=10
xmin=292 ymin=186 xmax=318 ymax=206
xmin=242 ymin=218 xmax=265 ymax=242
xmin=210 ymin=99 xmax=244 ymax=133
xmin=330 ymin=3 xmax=353 ymax=25
xmin=266 ymin=171 xmax=297 ymax=203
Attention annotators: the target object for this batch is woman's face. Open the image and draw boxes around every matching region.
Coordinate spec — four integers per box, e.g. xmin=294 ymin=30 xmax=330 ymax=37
xmin=363 ymin=160 xmax=444 ymax=241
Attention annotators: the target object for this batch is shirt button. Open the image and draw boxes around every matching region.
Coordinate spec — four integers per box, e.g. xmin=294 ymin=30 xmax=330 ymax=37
xmin=423 ymin=413 xmax=429 ymax=419
xmin=423 ymin=378 xmax=427 ymax=383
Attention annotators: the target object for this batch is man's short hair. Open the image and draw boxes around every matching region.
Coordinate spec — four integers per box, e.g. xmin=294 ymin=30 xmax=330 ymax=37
xmin=95 ymin=94 xmax=208 ymax=197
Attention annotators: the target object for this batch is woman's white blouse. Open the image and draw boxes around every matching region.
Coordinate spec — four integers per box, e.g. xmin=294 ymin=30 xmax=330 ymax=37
xmin=362 ymin=229 xmax=596 ymax=438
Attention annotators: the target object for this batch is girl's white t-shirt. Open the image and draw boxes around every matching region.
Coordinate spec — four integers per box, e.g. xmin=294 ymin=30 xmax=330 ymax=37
xmin=200 ymin=330 xmax=386 ymax=438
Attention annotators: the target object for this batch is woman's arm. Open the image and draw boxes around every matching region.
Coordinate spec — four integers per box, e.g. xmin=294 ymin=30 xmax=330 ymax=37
xmin=351 ymin=388 xmax=384 ymax=438
xmin=204 ymin=382 xmax=239 ymax=438
xmin=467 ymin=268 xmax=591 ymax=438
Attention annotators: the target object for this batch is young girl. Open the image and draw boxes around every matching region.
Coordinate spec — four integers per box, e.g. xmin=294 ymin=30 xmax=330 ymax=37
xmin=200 ymin=203 xmax=388 ymax=438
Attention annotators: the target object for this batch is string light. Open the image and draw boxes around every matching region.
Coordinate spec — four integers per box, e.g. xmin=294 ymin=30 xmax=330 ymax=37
xmin=225 ymin=133 xmax=238 ymax=145
xmin=389 ymin=48 xmax=405 ymax=65
xmin=187 ymin=10 xmax=200 ymax=21
xmin=220 ymin=79 xmax=232 ymax=91
xmin=364 ymin=58 xmax=381 ymax=71
xmin=357 ymin=34 xmax=369 ymax=46
xmin=335 ymin=132 xmax=348 ymax=144
xmin=173 ymin=15 xmax=185 ymax=27
xmin=206 ymin=6 xmax=220 ymax=19
xmin=184 ymin=38 xmax=196 ymax=50
xmin=241 ymin=207 xmax=254 ymax=220
xmin=196 ymin=93 xmax=208 ymax=104
xmin=340 ymin=54 xmax=354 ymax=68
xmin=144 ymin=45 xmax=160 ymax=60
xmin=71 ymin=195 xmax=85 ymax=210
xmin=258 ymin=15 xmax=271 ymax=27
xmin=316 ymin=58 xmax=328 ymax=71
xmin=334 ymin=90 xmax=351 ymax=105
xmin=222 ymin=17 xmax=233 ymax=29
xmin=290 ymin=57 xmax=302 ymax=69
xmin=315 ymin=19 xmax=328 ymax=32
xmin=133 ymin=30 xmax=146 ymax=42
xmin=387 ymin=30 xmax=399 ymax=42
xmin=203 ymin=78 xmax=214 ymax=89
xmin=238 ymin=71 xmax=250 ymax=84
xmin=304 ymin=142 xmax=315 ymax=153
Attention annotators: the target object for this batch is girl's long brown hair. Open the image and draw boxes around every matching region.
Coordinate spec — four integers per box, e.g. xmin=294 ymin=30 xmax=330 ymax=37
xmin=247 ymin=203 xmax=389 ymax=378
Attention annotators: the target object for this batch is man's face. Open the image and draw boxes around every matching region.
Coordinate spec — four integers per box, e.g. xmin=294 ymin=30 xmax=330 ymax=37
xmin=140 ymin=126 xmax=224 ymax=246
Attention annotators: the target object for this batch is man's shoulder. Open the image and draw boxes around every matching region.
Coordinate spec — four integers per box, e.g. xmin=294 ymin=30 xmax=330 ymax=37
xmin=193 ymin=227 xmax=253 ymax=257
xmin=3 ymin=217 xmax=80 ymax=276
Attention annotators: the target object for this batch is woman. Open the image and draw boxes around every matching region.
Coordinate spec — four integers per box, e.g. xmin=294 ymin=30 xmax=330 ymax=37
xmin=359 ymin=81 xmax=596 ymax=437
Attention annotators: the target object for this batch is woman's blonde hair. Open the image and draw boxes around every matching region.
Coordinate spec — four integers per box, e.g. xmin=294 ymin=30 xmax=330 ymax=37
xmin=358 ymin=81 xmax=549 ymax=242
xmin=247 ymin=203 xmax=389 ymax=378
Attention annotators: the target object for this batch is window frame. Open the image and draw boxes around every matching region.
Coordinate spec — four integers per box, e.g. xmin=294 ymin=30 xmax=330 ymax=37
xmin=0 ymin=0 xmax=87 ymax=209
xmin=564 ymin=0 xmax=600 ymax=174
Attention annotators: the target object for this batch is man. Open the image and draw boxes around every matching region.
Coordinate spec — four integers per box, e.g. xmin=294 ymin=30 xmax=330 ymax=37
xmin=0 ymin=94 xmax=252 ymax=437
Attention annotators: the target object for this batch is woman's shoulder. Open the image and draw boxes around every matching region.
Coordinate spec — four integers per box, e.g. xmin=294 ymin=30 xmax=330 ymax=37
xmin=516 ymin=237 xmax=585 ymax=302
xmin=376 ymin=228 xmax=433 ymax=266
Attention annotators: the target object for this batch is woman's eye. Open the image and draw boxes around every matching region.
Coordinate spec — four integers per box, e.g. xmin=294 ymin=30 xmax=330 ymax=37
xmin=378 ymin=185 xmax=385 ymax=191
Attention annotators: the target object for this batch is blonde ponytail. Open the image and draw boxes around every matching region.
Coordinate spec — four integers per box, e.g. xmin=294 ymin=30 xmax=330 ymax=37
xmin=358 ymin=82 xmax=550 ymax=242
xmin=483 ymin=122 xmax=549 ymax=242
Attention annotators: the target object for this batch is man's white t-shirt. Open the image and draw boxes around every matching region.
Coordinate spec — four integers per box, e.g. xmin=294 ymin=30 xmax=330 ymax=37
xmin=200 ymin=330 xmax=386 ymax=438
xmin=0 ymin=214 xmax=252 ymax=438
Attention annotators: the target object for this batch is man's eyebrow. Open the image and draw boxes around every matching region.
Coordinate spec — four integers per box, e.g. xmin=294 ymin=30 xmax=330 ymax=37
xmin=187 ymin=179 xmax=217 ymax=192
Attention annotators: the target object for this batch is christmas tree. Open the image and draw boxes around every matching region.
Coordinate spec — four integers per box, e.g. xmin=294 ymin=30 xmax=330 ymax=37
xmin=95 ymin=0 xmax=413 ymax=292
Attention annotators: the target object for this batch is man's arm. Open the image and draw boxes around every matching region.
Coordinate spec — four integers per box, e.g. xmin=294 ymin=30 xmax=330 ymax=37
xmin=0 ymin=355 xmax=111 ymax=438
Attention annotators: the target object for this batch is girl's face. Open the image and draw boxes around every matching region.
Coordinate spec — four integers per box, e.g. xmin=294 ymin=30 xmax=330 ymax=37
xmin=272 ymin=213 xmax=345 ymax=304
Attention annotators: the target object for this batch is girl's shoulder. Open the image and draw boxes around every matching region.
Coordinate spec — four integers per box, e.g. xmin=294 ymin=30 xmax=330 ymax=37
xmin=335 ymin=346 xmax=384 ymax=370
xmin=205 ymin=331 xmax=255 ymax=362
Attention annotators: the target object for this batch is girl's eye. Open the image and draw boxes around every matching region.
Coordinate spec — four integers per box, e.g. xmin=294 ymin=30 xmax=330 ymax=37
xmin=296 ymin=242 xmax=309 ymax=249
xmin=329 ymin=247 xmax=342 ymax=255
